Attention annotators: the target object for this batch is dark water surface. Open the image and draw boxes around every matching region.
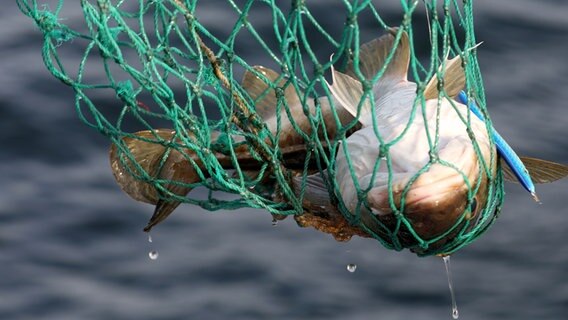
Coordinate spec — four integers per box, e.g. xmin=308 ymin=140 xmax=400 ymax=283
xmin=2 ymin=1 xmax=568 ymax=319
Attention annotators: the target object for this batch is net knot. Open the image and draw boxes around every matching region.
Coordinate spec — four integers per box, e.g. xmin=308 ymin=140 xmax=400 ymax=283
xmin=203 ymin=63 xmax=222 ymax=86
xmin=313 ymin=64 xmax=324 ymax=77
xmin=436 ymin=76 xmax=445 ymax=92
xmin=362 ymin=80 xmax=372 ymax=93
xmin=291 ymin=0 xmax=306 ymax=11
xmin=429 ymin=149 xmax=439 ymax=162
xmin=115 ymin=80 xmax=135 ymax=103
xmin=97 ymin=0 xmax=110 ymax=12
xmin=378 ymin=145 xmax=389 ymax=159
xmin=36 ymin=10 xmax=74 ymax=45
xmin=274 ymin=87 xmax=286 ymax=100
xmin=346 ymin=13 xmax=357 ymax=27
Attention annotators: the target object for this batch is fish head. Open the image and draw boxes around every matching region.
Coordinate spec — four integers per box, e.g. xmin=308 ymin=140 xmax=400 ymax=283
xmin=362 ymin=129 xmax=496 ymax=254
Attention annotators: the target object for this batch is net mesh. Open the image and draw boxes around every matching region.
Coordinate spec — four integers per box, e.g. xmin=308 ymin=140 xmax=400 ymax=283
xmin=19 ymin=0 xmax=505 ymax=256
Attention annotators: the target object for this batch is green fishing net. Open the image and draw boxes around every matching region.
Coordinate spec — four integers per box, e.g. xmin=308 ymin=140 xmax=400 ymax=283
xmin=19 ymin=0 xmax=505 ymax=256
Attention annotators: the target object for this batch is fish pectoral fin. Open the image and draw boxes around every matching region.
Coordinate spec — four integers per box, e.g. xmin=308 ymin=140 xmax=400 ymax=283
xmin=241 ymin=65 xmax=303 ymax=131
xmin=293 ymin=173 xmax=337 ymax=213
xmin=502 ymin=157 xmax=568 ymax=184
xmin=423 ymin=55 xmax=465 ymax=100
xmin=327 ymin=68 xmax=372 ymax=127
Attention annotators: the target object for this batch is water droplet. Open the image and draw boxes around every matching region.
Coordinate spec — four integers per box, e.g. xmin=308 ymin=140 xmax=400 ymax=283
xmin=442 ymin=255 xmax=459 ymax=319
xmin=149 ymin=250 xmax=159 ymax=260
xmin=148 ymin=234 xmax=153 ymax=243
xmin=346 ymin=263 xmax=357 ymax=273
xmin=271 ymin=218 xmax=278 ymax=226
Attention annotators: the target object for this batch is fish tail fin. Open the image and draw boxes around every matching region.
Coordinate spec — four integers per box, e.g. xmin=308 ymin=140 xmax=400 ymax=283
xmin=241 ymin=66 xmax=305 ymax=137
xmin=363 ymin=28 xmax=411 ymax=95
xmin=328 ymin=29 xmax=411 ymax=126
xmin=345 ymin=28 xmax=410 ymax=87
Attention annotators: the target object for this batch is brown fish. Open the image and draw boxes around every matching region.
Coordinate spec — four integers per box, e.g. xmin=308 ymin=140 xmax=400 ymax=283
xmin=109 ymin=65 xmax=352 ymax=231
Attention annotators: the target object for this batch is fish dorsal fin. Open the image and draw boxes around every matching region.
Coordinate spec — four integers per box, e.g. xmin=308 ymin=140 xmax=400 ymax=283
xmin=327 ymin=67 xmax=373 ymax=127
xmin=423 ymin=56 xmax=465 ymax=100
xmin=502 ymin=157 xmax=568 ymax=184
xmin=241 ymin=66 xmax=301 ymax=125
xmin=346 ymin=28 xmax=410 ymax=84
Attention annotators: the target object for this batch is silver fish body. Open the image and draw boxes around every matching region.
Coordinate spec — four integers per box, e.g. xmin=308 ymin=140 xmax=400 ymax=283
xmin=333 ymin=83 xmax=493 ymax=251
xmin=317 ymin=30 xmax=494 ymax=252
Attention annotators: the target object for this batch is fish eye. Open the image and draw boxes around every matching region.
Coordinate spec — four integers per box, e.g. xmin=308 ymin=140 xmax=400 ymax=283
xmin=464 ymin=197 xmax=478 ymax=221
xmin=470 ymin=198 xmax=477 ymax=215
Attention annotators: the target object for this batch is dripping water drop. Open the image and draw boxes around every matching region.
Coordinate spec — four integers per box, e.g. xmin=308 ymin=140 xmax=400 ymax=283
xmin=346 ymin=263 xmax=357 ymax=273
xmin=149 ymin=250 xmax=159 ymax=260
xmin=442 ymin=255 xmax=459 ymax=319
xmin=271 ymin=218 xmax=278 ymax=226
xmin=147 ymin=233 xmax=157 ymax=260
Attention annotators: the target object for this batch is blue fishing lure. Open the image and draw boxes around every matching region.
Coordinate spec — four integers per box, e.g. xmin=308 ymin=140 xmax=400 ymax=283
xmin=457 ymin=91 xmax=538 ymax=201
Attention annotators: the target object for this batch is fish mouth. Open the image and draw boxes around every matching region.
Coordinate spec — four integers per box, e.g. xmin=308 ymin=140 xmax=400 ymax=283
xmin=403 ymin=175 xmax=470 ymax=210
xmin=364 ymin=165 xmax=486 ymax=250
xmin=368 ymin=168 xmax=472 ymax=213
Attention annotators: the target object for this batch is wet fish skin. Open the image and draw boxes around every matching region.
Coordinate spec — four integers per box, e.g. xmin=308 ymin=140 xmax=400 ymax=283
xmin=320 ymin=29 xmax=495 ymax=252
xmin=108 ymin=72 xmax=350 ymax=231
xmin=317 ymin=29 xmax=568 ymax=252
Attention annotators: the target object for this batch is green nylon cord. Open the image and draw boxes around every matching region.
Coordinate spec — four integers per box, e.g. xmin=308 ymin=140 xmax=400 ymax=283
xmin=19 ymin=0 xmax=505 ymax=256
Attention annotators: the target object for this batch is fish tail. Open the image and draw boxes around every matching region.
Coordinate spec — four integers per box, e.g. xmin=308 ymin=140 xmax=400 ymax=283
xmin=109 ymin=129 xmax=202 ymax=231
xmin=328 ymin=29 xmax=411 ymax=126
xmin=241 ymin=66 xmax=304 ymax=142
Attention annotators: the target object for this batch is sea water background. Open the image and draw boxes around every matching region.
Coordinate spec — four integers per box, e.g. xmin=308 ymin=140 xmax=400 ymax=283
xmin=1 ymin=1 xmax=567 ymax=319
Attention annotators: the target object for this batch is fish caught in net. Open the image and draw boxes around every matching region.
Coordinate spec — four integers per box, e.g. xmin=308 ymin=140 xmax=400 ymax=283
xmin=19 ymin=0 xmax=568 ymax=256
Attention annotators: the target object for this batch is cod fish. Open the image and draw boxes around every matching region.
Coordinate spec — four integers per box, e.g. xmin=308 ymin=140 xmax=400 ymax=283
xmin=110 ymin=29 xmax=568 ymax=251
xmin=301 ymin=30 xmax=495 ymax=252
xmin=301 ymin=29 xmax=568 ymax=252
